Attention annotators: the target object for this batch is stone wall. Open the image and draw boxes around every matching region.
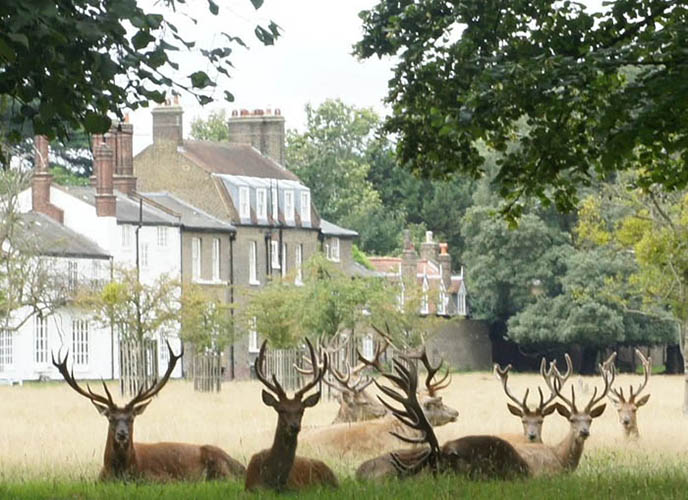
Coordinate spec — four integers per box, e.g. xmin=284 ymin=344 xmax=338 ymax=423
xmin=426 ymin=318 xmax=492 ymax=371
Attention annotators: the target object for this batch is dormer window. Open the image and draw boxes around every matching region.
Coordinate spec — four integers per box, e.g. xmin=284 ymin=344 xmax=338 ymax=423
xmin=284 ymin=190 xmax=294 ymax=222
xmin=256 ymin=188 xmax=267 ymax=220
xmin=300 ymin=191 xmax=311 ymax=223
xmin=239 ymin=186 xmax=250 ymax=219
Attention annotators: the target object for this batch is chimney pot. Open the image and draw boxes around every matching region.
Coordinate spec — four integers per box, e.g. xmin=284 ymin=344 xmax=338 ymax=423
xmin=232 ymin=110 xmax=238 ymax=117
xmin=275 ymin=108 xmax=281 ymax=116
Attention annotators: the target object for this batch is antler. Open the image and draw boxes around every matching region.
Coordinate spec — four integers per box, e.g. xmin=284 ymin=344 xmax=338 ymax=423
xmin=125 ymin=341 xmax=183 ymax=410
xmin=407 ymin=346 xmax=451 ymax=397
xmin=494 ymin=363 xmax=532 ymax=413
xmin=52 ymin=349 xmax=116 ymax=409
xmin=542 ymin=354 xmax=575 ymax=410
xmin=630 ymin=349 xmax=651 ymax=402
xmin=356 ymin=334 xmax=391 ymax=372
xmin=374 ymin=357 xmax=441 ymax=474
xmin=256 ymin=339 xmax=288 ymax=400
xmin=294 ymin=337 xmax=328 ymax=400
xmin=607 ymin=349 xmax=651 ymax=404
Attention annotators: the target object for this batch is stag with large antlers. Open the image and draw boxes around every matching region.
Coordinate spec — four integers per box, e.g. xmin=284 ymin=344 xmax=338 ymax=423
xmin=295 ymin=333 xmax=387 ymax=423
xmin=245 ymin=338 xmax=338 ymax=492
xmin=511 ymin=360 xmax=615 ymax=475
xmin=495 ymin=354 xmax=572 ymax=443
xmin=604 ymin=349 xmax=652 ymax=439
xmin=356 ymin=357 xmax=530 ymax=481
xmin=53 ymin=342 xmax=245 ymax=481
xmin=300 ymin=344 xmax=458 ymax=456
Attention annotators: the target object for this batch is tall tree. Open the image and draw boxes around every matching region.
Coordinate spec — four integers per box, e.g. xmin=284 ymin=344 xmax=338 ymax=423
xmin=356 ymin=0 xmax=688 ymax=221
xmin=190 ymin=109 xmax=231 ymax=142
xmin=0 ymin=1 xmax=280 ymax=158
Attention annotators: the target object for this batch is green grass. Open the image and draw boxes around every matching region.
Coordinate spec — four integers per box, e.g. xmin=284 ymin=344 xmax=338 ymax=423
xmin=2 ymin=465 xmax=687 ymax=500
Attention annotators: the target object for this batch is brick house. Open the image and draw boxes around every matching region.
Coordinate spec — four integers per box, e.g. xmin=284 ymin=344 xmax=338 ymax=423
xmin=133 ymin=103 xmax=359 ymax=378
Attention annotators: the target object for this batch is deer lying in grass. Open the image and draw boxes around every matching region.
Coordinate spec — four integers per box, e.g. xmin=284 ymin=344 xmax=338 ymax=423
xmin=356 ymin=357 xmax=530 ymax=481
xmin=511 ymin=360 xmax=615 ymax=476
xmin=244 ymin=338 xmax=338 ymax=492
xmin=53 ymin=343 xmax=245 ymax=481
xmin=495 ymin=354 xmax=572 ymax=443
xmin=295 ymin=333 xmax=387 ymax=423
xmin=604 ymin=349 xmax=651 ymax=439
xmin=300 ymin=344 xmax=458 ymax=456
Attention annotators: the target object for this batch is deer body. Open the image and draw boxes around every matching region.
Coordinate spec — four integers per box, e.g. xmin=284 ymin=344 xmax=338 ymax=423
xmin=54 ymin=343 xmax=245 ymax=482
xmin=245 ymin=339 xmax=338 ymax=492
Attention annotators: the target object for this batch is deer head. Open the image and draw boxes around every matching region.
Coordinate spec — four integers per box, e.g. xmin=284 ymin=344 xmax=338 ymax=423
xmin=494 ymin=354 xmax=572 ymax=443
xmin=605 ymin=349 xmax=651 ymax=438
xmin=547 ymin=359 xmax=614 ymax=443
xmin=406 ymin=346 xmax=458 ymax=426
xmin=257 ymin=338 xmax=327 ymax=436
xmin=52 ymin=341 xmax=182 ymax=451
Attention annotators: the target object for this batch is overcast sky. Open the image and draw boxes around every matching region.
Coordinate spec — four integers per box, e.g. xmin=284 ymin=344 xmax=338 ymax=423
xmin=130 ymin=0 xmax=606 ymax=154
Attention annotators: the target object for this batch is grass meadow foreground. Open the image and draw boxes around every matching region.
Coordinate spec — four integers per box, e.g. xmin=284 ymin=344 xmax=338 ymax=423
xmin=1 ymin=372 xmax=688 ymax=498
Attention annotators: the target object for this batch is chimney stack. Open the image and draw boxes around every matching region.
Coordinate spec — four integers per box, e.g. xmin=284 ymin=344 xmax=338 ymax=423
xmin=31 ymin=136 xmax=64 ymax=223
xmin=94 ymin=136 xmax=116 ymax=217
xmin=152 ymin=100 xmax=184 ymax=145
xmin=112 ymin=117 xmax=137 ymax=195
xmin=227 ymin=107 xmax=286 ymax=165
xmin=420 ymin=231 xmax=439 ymax=262
xmin=438 ymin=242 xmax=452 ymax=289
xmin=401 ymin=229 xmax=418 ymax=282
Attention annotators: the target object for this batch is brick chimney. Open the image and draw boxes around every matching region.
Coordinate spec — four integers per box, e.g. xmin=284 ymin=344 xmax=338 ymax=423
xmin=112 ymin=117 xmax=137 ymax=195
xmin=228 ymin=108 xmax=285 ymax=165
xmin=438 ymin=242 xmax=452 ymax=289
xmin=31 ymin=136 xmax=64 ymax=223
xmin=152 ymin=97 xmax=183 ymax=145
xmin=94 ymin=136 xmax=116 ymax=217
xmin=401 ymin=229 xmax=418 ymax=282
xmin=420 ymin=231 xmax=439 ymax=263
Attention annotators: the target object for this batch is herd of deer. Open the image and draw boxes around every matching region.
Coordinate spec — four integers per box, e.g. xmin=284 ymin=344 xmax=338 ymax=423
xmin=49 ymin=335 xmax=652 ymax=492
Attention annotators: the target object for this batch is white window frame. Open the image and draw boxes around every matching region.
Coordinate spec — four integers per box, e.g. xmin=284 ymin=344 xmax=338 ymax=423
xmin=249 ymin=241 xmax=259 ymax=285
xmin=239 ymin=186 xmax=250 ymax=219
xmin=192 ymin=237 xmax=201 ymax=281
xmin=284 ymin=190 xmax=294 ymax=222
xmin=248 ymin=317 xmax=259 ymax=353
xmin=271 ymin=187 xmax=279 ymax=221
xmin=457 ymin=291 xmax=467 ymax=316
xmin=140 ymin=242 xmax=149 ymax=268
xmin=300 ymin=191 xmax=311 ymax=223
xmin=159 ymin=335 xmax=170 ymax=366
xmin=212 ymin=238 xmax=221 ymax=281
xmin=281 ymin=242 xmax=287 ymax=277
xmin=157 ymin=226 xmax=168 ymax=247
xmin=328 ymin=237 xmax=340 ymax=262
xmin=72 ymin=319 xmax=89 ymax=367
xmin=68 ymin=260 xmax=78 ymax=292
xmin=420 ymin=275 xmax=429 ymax=315
xmin=361 ymin=335 xmax=374 ymax=362
xmin=0 ymin=329 xmax=13 ymax=371
xmin=256 ymin=188 xmax=267 ymax=220
xmin=271 ymin=240 xmax=280 ymax=269
xmin=121 ymin=224 xmax=132 ymax=248
xmin=295 ymin=243 xmax=303 ymax=285
xmin=34 ymin=315 xmax=49 ymax=365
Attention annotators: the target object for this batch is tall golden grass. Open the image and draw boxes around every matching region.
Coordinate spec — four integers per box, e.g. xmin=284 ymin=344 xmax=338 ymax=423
xmin=1 ymin=371 xmax=687 ymax=480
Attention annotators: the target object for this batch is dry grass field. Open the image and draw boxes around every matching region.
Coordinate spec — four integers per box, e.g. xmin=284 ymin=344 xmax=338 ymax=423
xmin=2 ymin=370 xmax=688 ymax=483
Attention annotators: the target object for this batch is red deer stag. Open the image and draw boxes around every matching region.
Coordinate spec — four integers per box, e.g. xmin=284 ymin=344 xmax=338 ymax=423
xmin=245 ymin=338 xmax=338 ymax=492
xmin=511 ymin=360 xmax=615 ymax=475
xmin=295 ymin=333 xmax=386 ymax=423
xmin=495 ymin=354 xmax=572 ymax=443
xmin=300 ymin=344 xmax=457 ymax=456
xmin=604 ymin=349 xmax=651 ymax=439
xmin=356 ymin=357 xmax=530 ymax=481
xmin=53 ymin=342 xmax=245 ymax=481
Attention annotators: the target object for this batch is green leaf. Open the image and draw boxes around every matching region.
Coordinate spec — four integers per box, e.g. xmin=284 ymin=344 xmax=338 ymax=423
xmin=0 ymin=38 xmax=16 ymax=62
xmin=83 ymin=112 xmax=111 ymax=133
xmin=208 ymin=0 xmax=219 ymax=15
xmin=7 ymin=33 xmax=29 ymax=48
xmin=132 ymin=30 xmax=155 ymax=50
xmin=250 ymin=0 xmax=264 ymax=9
xmin=189 ymin=71 xmax=213 ymax=89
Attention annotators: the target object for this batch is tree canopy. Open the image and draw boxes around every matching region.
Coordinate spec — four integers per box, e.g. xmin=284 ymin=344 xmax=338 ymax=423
xmin=0 ymin=0 xmax=279 ymax=158
xmin=356 ymin=0 xmax=688 ymax=221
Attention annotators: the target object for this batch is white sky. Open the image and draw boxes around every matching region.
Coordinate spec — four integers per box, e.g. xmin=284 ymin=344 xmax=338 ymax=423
xmin=130 ymin=0 xmax=606 ymax=154
xmin=131 ymin=1 xmax=393 ymax=153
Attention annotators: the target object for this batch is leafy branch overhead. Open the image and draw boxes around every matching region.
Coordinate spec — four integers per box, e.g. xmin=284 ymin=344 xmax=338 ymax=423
xmin=0 ymin=1 xmax=280 ymax=145
xmin=356 ymin=0 xmax=688 ymax=221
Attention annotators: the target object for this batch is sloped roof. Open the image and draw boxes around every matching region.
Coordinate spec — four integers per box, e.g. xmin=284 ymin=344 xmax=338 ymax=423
xmin=17 ymin=212 xmax=110 ymax=259
xmin=179 ymin=141 xmax=300 ymax=181
xmin=320 ymin=219 xmax=358 ymax=238
xmin=141 ymin=192 xmax=236 ymax=233
xmin=58 ymin=186 xmax=180 ymax=226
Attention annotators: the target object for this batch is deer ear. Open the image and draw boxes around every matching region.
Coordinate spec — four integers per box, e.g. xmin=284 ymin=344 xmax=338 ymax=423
xmin=590 ymin=404 xmax=606 ymax=418
xmin=555 ymin=403 xmax=571 ymax=419
xmin=262 ymin=390 xmax=279 ymax=408
xmin=302 ymin=392 xmax=321 ymax=408
xmin=635 ymin=394 xmax=650 ymax=407
xmin=92 ymin=401 xmax=110 ymax=416
xmin=542 ymin=404 xmax=557 ymax=416
xmin=507 ymin=404 xmax=524 ymax=417
xmin=132 ymin=400 xmax=152 ymax=416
